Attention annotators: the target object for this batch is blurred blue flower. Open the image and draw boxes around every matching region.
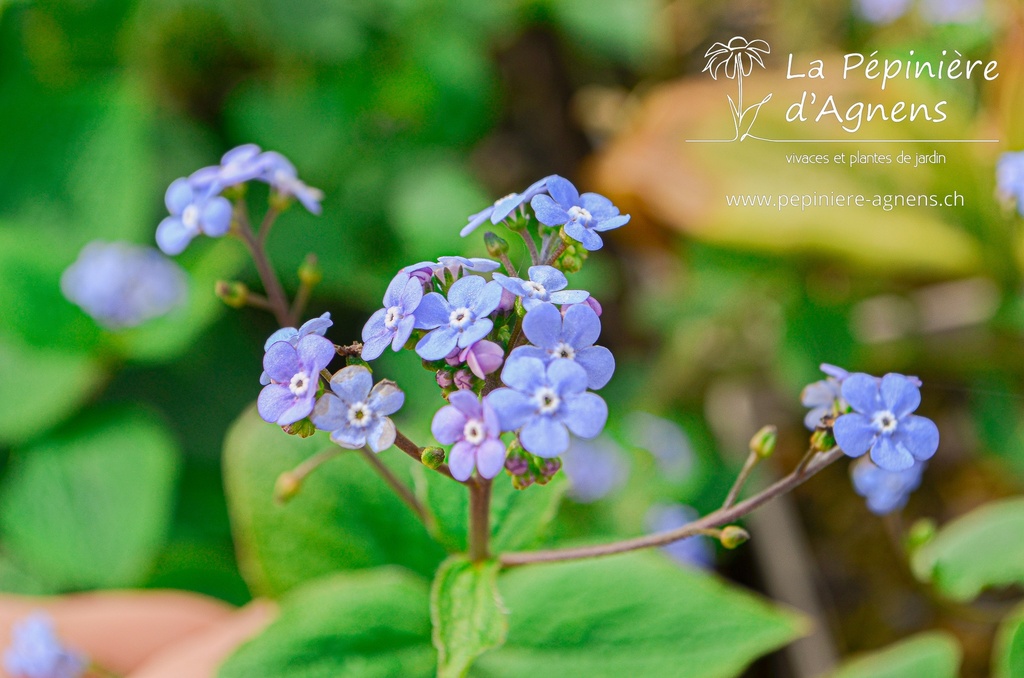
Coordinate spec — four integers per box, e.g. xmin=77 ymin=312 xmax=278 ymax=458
xmin=530 ymin=176 xmax=629 ymax=251
xmin=854 ymin=0 xmax=912 ymax=23
xmin=414 ymin=276 xmax=503 ymax=360
xmin=492 ymin=265 xmax=589 ymax=311
xmin=361 ymin=272 xmax=428 ymax=361
xmin=260 ymin=313 xmax=333 ymax=385
xmin=311 ymin=365 xmax=404 ymax=452
xmin=258 ymin=334 xmax=336 ymax=426
xmin=487 ymin=355 xmax=607 ymax=458
xmin=461 ymin=175 xmax=555 ymax=237
xmin=156 ymin=177 xmax=233 ymax=255
xmin=511 ymin=302 xmax=614 ymax=390
xmin=801 ymin=363 xmax=849 ymax=430
xmin=261 ymin=151 xmax=325 ymax=214
xmin=833 ymin=373 xmax=939 ymax=471
xmin=61 ymin=241 xmax=187 ymax=330
xmin=626 ymin=412 xmax=695 ymax=483
xmin=997 ymin=151 xmax=1024 ymax=216
xmin=189 ymin=144 xmax=269 ymax=194
xmin=3 ymin=613 xmax=86 ymax=678
xmin=432 ymin=390 xmax=505 ymax=481
xmin=561 ymin=436 xmax=628 ymax=503
xmin=645 ymin=504 xmax=714 ymax=569
xmin=851 ymin=457 xmax=925 ymax=515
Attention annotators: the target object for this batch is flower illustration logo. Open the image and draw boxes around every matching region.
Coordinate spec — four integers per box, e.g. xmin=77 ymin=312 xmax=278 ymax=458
xmin=702 ymin=36 xmax=773 ymax=141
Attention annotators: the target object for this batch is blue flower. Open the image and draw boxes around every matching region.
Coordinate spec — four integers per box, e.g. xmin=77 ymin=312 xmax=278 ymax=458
xmin=461 ymin=175 xmax=555 ymax=237
xmin=854 ymin=0 xmax=912 ymax=23
xmin=260 ymin=312 xmax=333 ymax=384
xmin=361 ymin=272 xmax=428 ymax=360
xmin=258 ymin=334 xmax=336 ymax=426
xmin=645 ymin=504 xmax=714 ymax=569
xmin=997 ymin=151 xmax=1024 ymax=216
xmin=561 ymin=436 xmax=628 ymax=503
xmin=626 ymin=412 xmax=695 ymax=483
xmin=403 ymin=257 xmax=501 ymax=285
xmin=311 ymin=366 xmax=404 ymax=452
xmin=260 ymin=151 xmax=325 ymax=214
xmin=3 ymin=613 xmax=87 ymax=678
xmin=414 ymin=275 xmax=503 ymax=361
xmin=492 ymin=265 xmax=589 ymax=311
xmin=431 ymin=390 xmax=505 ymax=481
xmin=60 ymin=241 xmax=188 ymax=330
xmin=510 ymin=302 xmax=614 ymax=390
xmin=832 ymin=373 xmax=939 ymax=471
xmin=156 ymin=177 xmax=233 ymax=255
xmin=801 ymin=364 xmax=849 ymax=430
xmin=850 ymin=457 xmax=925 ymax=515
xmin=487 ymin=355 xmax=607 ymax=458
xmin=189 ymin=144 xmax=269 ymax=194
xmin=530 ymin=176 xmax=630 ymax=251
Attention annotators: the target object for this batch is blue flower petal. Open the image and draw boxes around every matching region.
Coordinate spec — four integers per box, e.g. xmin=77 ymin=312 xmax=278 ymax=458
xmin=366 ymin=417 xmax=396 ymax=452
xmin=330 ymin=425 xmax=367 ymax=450
xmin=200 ymin=196 xmax=233 ymax=237
xmin=893 ymin=415 xmax=939 ymax=461
xmin=549 ymin=290 xmax=590 ymax=305
xmin=563 ymin=392 xmax=608 ymax=439
xmin=297 ymin=334 xmax=335 ymax=371
xmin=457 ymin=318 xmax=493 ymax=348
xmin=871 ymin=435 xmax=915 ymax=471
xmin=833 ymin=412 xmax=876 ymax=457
xmin=360 ymin=309 xmax=390 ymax=360
xmin=447 ymin=275 xmax=487 ymax=308
xmin=509 ymin=345 xmax=549 ymax=363
xmin=485 ymin=388 xmax=535 ymax=431
xmin=278 ymin=393 xmax=316 ymax=426
xmin=264 ymin=342 xmax=301 ymax=382
xmin=416 ymin=326 xmax=459 ymax=360
xmin=491 ymin=193 xmax=524 ymax=223
xmin=531 ymin=194 xmax=570 ymax=226
xmin=549 ymin=358 xmax=588 ymax=396
xmin=579 ymin=192 xmax=616 ymax=218
xmin=522 ymin=303 xmax=562 ymax=349
xmin=432 ymin=404 xmax=468 ymax=445
xmin=155 ymin=216 xmax=196 ymax=256
xmin=165 ymin=178 xmax=194 ymax=215
xmin=311 ymin=393 xmax=344 ymax=430
xmin=468 ymin=280 xmax=503 ymax=317
xmin=264 ymin=327 xmax=299 ymax=351
xmin=880 ymin=373 xmax=921 ymax=418
xmin=368 ymin=381 xmax=405 ymax=416
xmin=841 ymin=373 xmax=882 ymax=414
xmin=391 ymin=315 xmax=416 ymax=351
xmin=574 ymin=345 xmax=615 ymax=390
xmin=448 ymin=440 xmax=476 ymax=481
xmin=329 ymin=365 xmax=373 ymax=403
xmin=500 ymin=355 xmax=547 ymax=393
xmin=413 ymin=293 xmax=450 ymax=329
xmin=529 ymin=265 xmax=568 ymax=292
xmin=258 ymin=384 xmax=295 ymax=423
xmin=561 ymin=303 xmax=601 ymax=348
xmin=593 ymin=214 xmax=630 ymax=232
xmin=298 ymin=312 xmax=333 ymax=337
xmin=547 ymin=176 xmax=580 ymax=208
xmin=476 ymin=439 xmax=506 ymax=479
xmin=461 ymin=206 xmax=494 ymax=237
xmin=520 ymin=415 xmax=570 ymax=457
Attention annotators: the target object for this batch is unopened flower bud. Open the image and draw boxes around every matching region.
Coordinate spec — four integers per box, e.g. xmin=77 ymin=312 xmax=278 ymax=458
xmin=560 ymin=256 xmax=582 ymax=274
xmin=506 ymin=215 xmax=528 ymax=232
xmin=484 ymin=232 xmax=510 ymax=257
xmin=436 ymin=370 xmax=454 ymax=389
xmin=905 ymin=518 xmax=937 ymax=552
xmin=454 ymin=369 xmax=473 ymax=390
xmin=274 ymin=471 xmax=302 ymax=504
xmin=421 ymin=446 xmax=446 ymax=470
xmin=810 ymin=427 xmax=836 ymax=452
xmin=583 ymin=296 xmax=603 ymax=316
xmin=749 ymin=425 xmax=777 ymax=459
xmin=215 ymin=280 xmax=249 ymax=308
xmin=719 ymin=525 xmax=750 ymax=549
xmin=536 ymin=457 xmax=562 ymax=485
xmin=298 ymin=253 xmax=322 ymax=287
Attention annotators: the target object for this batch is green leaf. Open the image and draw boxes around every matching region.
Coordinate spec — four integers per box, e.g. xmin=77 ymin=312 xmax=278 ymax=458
xmin=993 ymin=603 xmax=1024 ymax=678
xmin=474 ymin=552 xmax=807 ymax=678
xmin=829 ymin=632 xmax=961 ymax=678
xmin=0 ymin=407 xmax=180 ymax=591
xmin=911 ymin=496 xmax=1024 ymax=601
xmin=219 ymin=567 xmax=436 ymax=678
xmin=223 ymin=405 xmax=447 ymax=597
xmin=432 ymin=557 xmax=507 ymax=678
xmin=1012 ymin=624 xmax=1024 ymax=678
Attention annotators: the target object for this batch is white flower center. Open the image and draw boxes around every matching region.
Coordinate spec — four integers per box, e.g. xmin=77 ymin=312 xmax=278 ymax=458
xmin=384 ymin=305 xmax=403 ymax=330
xmin=182 ymin=204 xmax=201 ymax=230
xmin=523 ymin=281 xmax=548 ymax=299
xmin=551 ymin=342 xmax=576 ymax=360
xmin=534 ymin=386 xmax=561 ymax=415
xmin=872 ymin=410 xmax=899 ymax=434
xmin=463 ymin=419 xmax=486 ymax=445
xmin=289 ymin=371 xmax=311 ymax=397
xmin=347 ymin=402 xmax=373 ymax=428
xmin=449 ymin=307 xmax=473 ymax=330
xmin=567 ymin=205 xmax=592 ymax=224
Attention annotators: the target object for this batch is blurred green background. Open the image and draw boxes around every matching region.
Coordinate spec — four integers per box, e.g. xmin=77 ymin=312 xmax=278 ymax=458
xmin=1 ymin=0 xmax=1023 ymax=675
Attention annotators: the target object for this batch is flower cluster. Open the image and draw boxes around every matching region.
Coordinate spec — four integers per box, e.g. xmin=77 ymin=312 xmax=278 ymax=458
xmin=61 ymin=241 xmax=188 ymax=329
xmin=157 ymin=144 xmax=323 ymax=255
xmin=3 ymin=613 xmax=87 ymax=678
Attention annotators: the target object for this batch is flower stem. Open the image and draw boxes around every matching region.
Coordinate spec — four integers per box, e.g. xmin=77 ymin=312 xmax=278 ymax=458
xmin=358 ymin=447 xmax=436 ymax=532
xmin=468 ymin=477 xmax=492 ymax=562
xmin=499 ymin=446 xmax=845 ymax=567
xmin=394 ymin=428 xmax=457 ymax=481
xmin=544 ymin=239 xmax=568 ymax=266
xmin=234 ymin=204 xmax=293 ymax=327
xmin=519 ymin=229 xmax=541 ymax=266
xmin=722 ymin=450 xmax=760 ymax=509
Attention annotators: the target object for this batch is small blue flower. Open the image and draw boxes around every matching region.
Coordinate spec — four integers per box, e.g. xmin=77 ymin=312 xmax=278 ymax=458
xmin=431 ymin=390 xmax=505 ymax=481
xmin=530 ymin=176 xmax=629 ymax=251
xmin=851 ymin=457 xmax=925 ymax=515
xmin=487 ymin=355 xmax=607 ymax=458
xmin=833 ymin=373 xmax=939 ymax=471
xmin=311 ymin=365 xmax=404 ymax=452
xmin=461 ymin=175 xmax=555 ymax=237
xmin=854 ymin=0 xmax=912 ymax=23
xmin=361 ymin=272 xmax=428 ymax=361
xmin=60 ymin=241 xmax=188 ymax=330
xmin=3 ymin=613 xmax=87 ymax=678
xmin=801 ymin=364 xmax=849 ymax=430
xmin=189 ymin=144 xmax=269 ymax=194
xmin=561 ymin=436 xmax=628 ymax=503
xmin=156 ymin=177 xmax=233 ymax=255
xmin=492 ymin=265 xmax=589 ymax=311
xmin=626 ymin=412 xmax=695 ymax=483
xmin=645 ymin=504 xmax=714 ymax=569
xmin=403 ymin=257 xmax=501 ymax=285
xmin=260 ymin=312 xmax=333 ymax=385
xmin=414 ymin=275 xmax=503 ymax=361
xmin=997 ymin=151 xmax=1024 ymax=216
xmin=260 ymin=151 xmax=325 ymax=214
xmin=510 ymin=302 xmax=614 ymax=390
xmin=258 ymin=334 xmax=336 ymax=426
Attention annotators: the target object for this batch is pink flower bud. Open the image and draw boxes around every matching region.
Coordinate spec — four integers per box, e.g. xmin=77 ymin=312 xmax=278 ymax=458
xmin=459 ymin=340 xmax=505 ymax=379
xmin=497 ymin=287 xmax=516 ymax=312
xmin=454 ymin=369 xmax=474 ymax=390
xmin=436 ymin=370 xmax=454 ymax=388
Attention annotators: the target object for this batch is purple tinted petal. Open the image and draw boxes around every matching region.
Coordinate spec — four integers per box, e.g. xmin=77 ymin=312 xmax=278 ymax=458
xmin=561 ymin=303 xmax=601 ymax=349
xmin=465 ymin=340 xmax=504 ymax=378
xmin=841 ymin=373 xmax=883 ymax=414
xmin=331 ymin=426 xmax=367 ymax=450
xmin=391 ymin=315 xmax=416 ymax=351
xmin=801 ymin=380 xmax=837 ymax=408
xmin=476 ymin=439 xmax=506 ymax=479
xmin=457 ymin=318 xmax=493 ymax=348
xmin=547 ymin=176 xmax=580 ymax=208
xmin=485 ymin=388 xmax=534 ymax=430
xmin=165 ymin=178 xmax=194 ymax=215
xmin=277 ymin=393 xmax=316 ymax=426
xmin=880 ymin=374 xmax=921 ymax=418
xmin=382 ymin=271 xmax=411 ymax=306
xmin=432 ymin=404 xmax=468 ymax=444
xmin=416 ymin=326 xmax=459 ymax=361
xmin=520 ymin=416 xmax=569 ymax=458
xmin=500 ymin=355 xmax=547 ymax=393
xmin=366 ymin=417 xmax=396 ymax=452
xmin=297 ymin=334 xmax=335 ymax=371
xmin=329 ymin=365 xmax=373 ymax=403
xmin=522 ymin=303 xmax=562 ymax=349
xmin=413 ymin=293 xmax=451 ymax=329
xmin=529 ymin=266 xmax=568 ymax=291
xmin=368 ymin=381 xmax=405 ymax=416
xmin=361 ymin=310 xmax=390 ymax=360
xmin=548 ymin=358 xmax=588 ymax=396
xmin=449 ymin=390 xmax=483 ymax=418
xmin=461 ymin=207 xmax=493 ymax=237
xmin=200 ymin=197 xmax=233 ymax=237
xmin=820 ymin=363 xmax=849 ymax=380
xmin=298 ymin=312 xmax=333 ymax=337
xmin=893 ymin=415 xmax=939 ymax=461
xmin=155 ymin=217 xmax=196 ymax=255
xmin=482 ymin=399 xmax=501 ymax=437
xmin=521 ymin=175 xmax=554 ymax=201
xmin=258 ymin=384 xmax=295 ymax=423
xmin=311 ymin=393 xmax=344 ymax=430
xmin=574 ymin=345 xmax=615 ymax=390
xmin=871 ymin=435 xmax=915 ymax=471
xmin=833 ymin=413 xmax=876 ymax=458
xmin=221 ymin=143 xmax=261 ymax=165
xmin=398 ymin=277 xmax=423 ymax=313
xmin=531 ymin=194 xmax=570 ymax=226
xmin=449 ymin=441 xmax=476 ymax=481
xmin=264 ymin=342 xmax=301 ymax=382
xmin=563 ymin=392 xmax=608 ymax=439
xmin=264 ymin=327 xmax=299 ymax=351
